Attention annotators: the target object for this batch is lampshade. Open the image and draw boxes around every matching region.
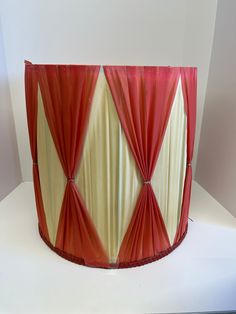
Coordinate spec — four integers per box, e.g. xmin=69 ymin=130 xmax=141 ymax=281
xmin=25 ymin=61 xmax=197 ymax=268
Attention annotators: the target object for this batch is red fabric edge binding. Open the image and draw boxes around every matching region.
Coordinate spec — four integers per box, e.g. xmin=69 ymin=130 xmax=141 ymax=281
xmin=38 ymin=223 xmax=188 ymax=269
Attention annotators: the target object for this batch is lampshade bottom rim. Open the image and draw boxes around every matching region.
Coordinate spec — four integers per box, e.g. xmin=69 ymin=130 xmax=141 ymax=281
xmin=38 ymin=224 xmax=188 ymax=269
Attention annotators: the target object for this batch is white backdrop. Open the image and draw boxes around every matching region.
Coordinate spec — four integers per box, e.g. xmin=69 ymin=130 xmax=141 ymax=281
xmin=0 ymin=0 xmax=217 ymax=181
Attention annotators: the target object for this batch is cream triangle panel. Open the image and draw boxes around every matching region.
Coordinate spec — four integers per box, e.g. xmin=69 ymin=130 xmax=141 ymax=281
xmin=152 ymin=78 xmax=187 ymax=245
xmin=76 ymin=72 xmax=142 ymax=263
xmin=37 ymin=87 xmax=67 ymax=245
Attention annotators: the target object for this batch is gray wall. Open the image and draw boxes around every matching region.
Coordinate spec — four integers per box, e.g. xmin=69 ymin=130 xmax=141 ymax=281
xmin=0 ymin=0 xmax=217 ymax=181
xmin=0 ymin=23 xmax=22 ymax=200
xmin=196 ymin=0 xmax=236 ymax=217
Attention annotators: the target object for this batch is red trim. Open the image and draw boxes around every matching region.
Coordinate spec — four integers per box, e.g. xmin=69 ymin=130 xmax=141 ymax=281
xmin=38 ymin=223 xmax=188 ymax=269
xmin=24 ymin=61 xmax=197 ymax=69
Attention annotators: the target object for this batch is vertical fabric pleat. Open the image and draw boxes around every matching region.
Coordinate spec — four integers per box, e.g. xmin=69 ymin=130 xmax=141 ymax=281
xmin=37 ymin=88 xmax=67 ymax=245
xmin=174 ymin=68 xmax=197 ymax=243
xmin=25 ymin=61 xmax=49 ymax=240
xmin=37 ymin=65 xmax=108 ymax=266
xmin=104 ymin=66 xmax=180 ymax=263
xmin=76 ymin=72 xmax=142 ymax=263
xmin=152 ymin=78 xmax=187 ymax=244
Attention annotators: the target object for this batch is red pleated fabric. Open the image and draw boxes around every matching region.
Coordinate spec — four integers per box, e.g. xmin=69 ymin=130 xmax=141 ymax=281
xmin=104 ymin=66 xmax=180 ymax=263
xmin=174 ymin=68 xmax=197 ymax=243
xmin=37 ymin=65 xmax=108 ymax=266
xmin=25 ymin=61 xmax=50 ymax=241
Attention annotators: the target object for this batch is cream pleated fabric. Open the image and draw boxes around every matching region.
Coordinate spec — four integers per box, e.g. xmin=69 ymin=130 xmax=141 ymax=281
xmin=76 ymin=72 xmax=142 ymax=263
xmin=37 ymin=88 xmax=67 ymax=245
xmin=152 ymin=78 xmax=187 ymax=244
xmin=36 ymin=72 xmax=187 ymax=259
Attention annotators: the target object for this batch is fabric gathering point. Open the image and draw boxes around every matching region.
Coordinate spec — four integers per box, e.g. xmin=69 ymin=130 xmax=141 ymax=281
xmin=67 ymin=178 xmax=75 ymax=182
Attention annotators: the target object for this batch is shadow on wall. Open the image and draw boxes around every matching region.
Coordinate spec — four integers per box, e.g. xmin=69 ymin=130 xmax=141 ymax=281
xmin=0 ymin=76 xmax=22 ymax=200
xmin=195 ymin=0 xmax=236 ymax=217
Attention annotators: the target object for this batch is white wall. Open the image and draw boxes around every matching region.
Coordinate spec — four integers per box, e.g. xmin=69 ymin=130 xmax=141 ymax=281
xmin=196 ymin=0 xmax=236 ymax=217
xmin=182 ymin=0 xmax=218 ymax=178
xmin=0 ymin=0 xmax=217 ymax=181
xmin=0 ymin=21 xmax=21 ymax=199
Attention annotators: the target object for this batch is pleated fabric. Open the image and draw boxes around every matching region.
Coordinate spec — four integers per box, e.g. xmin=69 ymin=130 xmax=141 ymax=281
xmin=25 ymin=62 xmax=196 ymax=268
xmin=25 ymin=61 xmax=49 ymax=241
xmin=152 ymin=78 xmax=187 ymax=244
xmin=37 ymin=89 xmax=67 ymax=245
xmin=104 ymin=66 xmax=180 ymax=263
xmin=37 ymin=65 xmax=109 ymax=266
xmin=174 ymin=68 xmax=197 ymax=244
xmin=76 ymin=72 xmax=142 ymax=263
